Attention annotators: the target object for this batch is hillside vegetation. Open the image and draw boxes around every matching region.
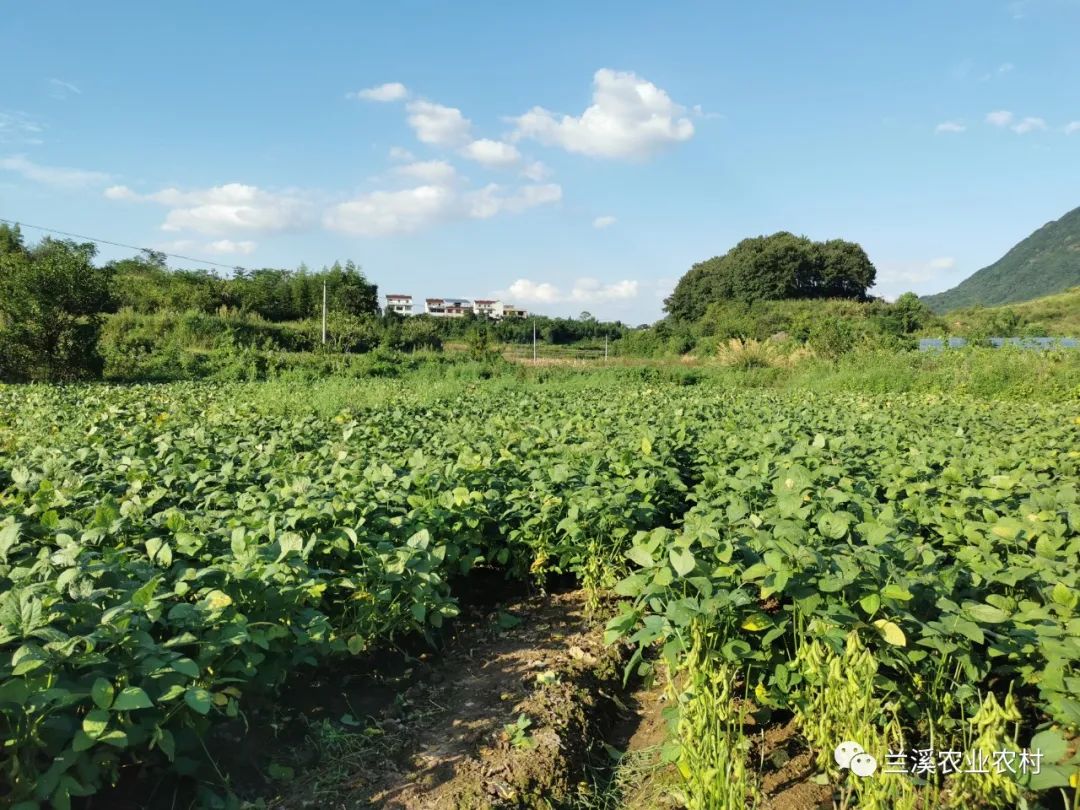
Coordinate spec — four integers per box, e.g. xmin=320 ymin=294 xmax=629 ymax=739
xmin=942 ymin=285 xmax=1080 ymax=337
xmin=922 ymin=205 xmax=1080 ymax=312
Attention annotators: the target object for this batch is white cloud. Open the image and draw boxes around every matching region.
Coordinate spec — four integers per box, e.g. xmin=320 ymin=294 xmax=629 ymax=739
xmin=388 ymin=146 xmax=415 ymax=161
xmin=691 ymin=104 xmax=723 ymax=120
xmin=1065 ymin=121 xmax=1080 ymax=135
xmin=156 ymin=238 xmax=257 ymax=256
xmin=206 ymin=239 xmax=257 ymax=255
xmin=324 ymin=181 xmax=561 ymax=237
xmin=462 ymin=138 xmax=521 ymax=167
xmin=505 ymin=279 xmax=561 ymax=303
xmin=502 ymin=276 xmax=640 ymax=304
xmin=593 ymin=215 xmax=617 ymax=229
xmin=467 ymin=183 xmax=562 ymax=219
xmin=1011 ymin=116 xmax=1046 ymax=134
xmin=520 ymin=160 xmax=550 ymax=181
xmin=0 ymin=154 xmax=109 ymax=188
xmin=509 ymin=68 xmax=695 ymax=160
xmin=874 ymin=256 xmax=962 ymax=298
xmin=406 ymin=100 xmax=472 ymax=146
xmin=324 ymin=185 xmax=457 ymax=236
xmin=569 ymin=277 xmax=638 ymax=302
xmin=0 ymin=111 xmax=44 ymax=144
xmin=986 ymin=110 xmax=1015 ymax=127
xmin=935 ymin=121 xmax=966 ymax=134
xmin=105 ymin=182 xmax=312 ymax=235
xmin=350 ymin=82 xmax=408 ymax=102
xmin=104 ymin=184 xmax=138 ymax=200
xmin=48 ymin=78 xmax=81 ymax=99
xmin=395 ymin=159 xmax=458 ymax=184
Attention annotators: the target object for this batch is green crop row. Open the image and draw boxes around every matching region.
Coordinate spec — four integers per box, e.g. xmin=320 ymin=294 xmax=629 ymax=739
xmin=606 ymin=392 xmax=1080 ymax=808
xmin=1 ymin=381 xmax=1078 ymax=809
xmin=0 ymin=383 xmax=699 ymax=808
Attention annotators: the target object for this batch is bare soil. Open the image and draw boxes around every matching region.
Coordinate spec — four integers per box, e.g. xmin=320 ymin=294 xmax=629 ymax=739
xmin=268 ymin=589 xmax=627 ymax=809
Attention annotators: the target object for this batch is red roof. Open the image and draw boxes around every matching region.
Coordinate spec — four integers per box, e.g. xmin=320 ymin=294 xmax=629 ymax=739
xmin=386 ymin=294 xmax=411 ymax=299
xmin=474 ymin=299 xmax=496 ymax=304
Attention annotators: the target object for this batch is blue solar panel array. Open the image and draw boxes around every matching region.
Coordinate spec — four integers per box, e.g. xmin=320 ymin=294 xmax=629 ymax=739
xmin=918 ymin=337 xmax=1080 ymax=351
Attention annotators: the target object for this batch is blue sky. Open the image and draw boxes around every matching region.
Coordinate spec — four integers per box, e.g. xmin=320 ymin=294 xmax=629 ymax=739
xmin=2 ymin=0 xmax=1078 ymax=323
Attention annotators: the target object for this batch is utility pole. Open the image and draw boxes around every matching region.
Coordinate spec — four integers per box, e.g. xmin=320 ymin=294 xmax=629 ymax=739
xmin=532 ymin=321 xmax=537 ymax=362
xmin=321 ymin=281 xmax=327 ymax=345
xmin=604 ymin=334 xmax=608 ymax=362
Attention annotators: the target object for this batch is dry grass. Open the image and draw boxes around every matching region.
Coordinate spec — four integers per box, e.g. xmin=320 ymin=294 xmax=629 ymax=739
xmin=715 ymin=338 xmax=813 ymax=369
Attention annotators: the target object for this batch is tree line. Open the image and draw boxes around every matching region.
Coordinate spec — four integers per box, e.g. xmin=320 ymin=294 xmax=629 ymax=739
xmin=0 ymin=225 xmax=631 ymax=382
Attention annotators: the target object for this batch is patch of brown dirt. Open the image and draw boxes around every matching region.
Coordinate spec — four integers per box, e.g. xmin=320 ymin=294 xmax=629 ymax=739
xmin=758 ymin=718 xmax=832 ymax=810
xmin=271 ymin=590 xmax=625 ymax=809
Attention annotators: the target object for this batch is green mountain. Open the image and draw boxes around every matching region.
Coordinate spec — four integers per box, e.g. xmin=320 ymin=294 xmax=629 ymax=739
xmin=921 ymin=205 xmax=1080 ymax=313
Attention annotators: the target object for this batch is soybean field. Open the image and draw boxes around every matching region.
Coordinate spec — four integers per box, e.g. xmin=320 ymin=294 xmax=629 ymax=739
xmin=1 ymin=380 xmax=1078 ymax=810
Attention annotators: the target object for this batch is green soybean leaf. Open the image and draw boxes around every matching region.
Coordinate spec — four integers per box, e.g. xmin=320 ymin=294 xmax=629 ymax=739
xmin=669 ymin=548 xmax=695 ymax=577
xmin=112 ymin=687 xmax=153 ymax=711
xmin=184 ymin=688 xmax=212 ymax=715
xmin=881 ymin=584 xmax=913 ymax=602
xmin=626 ymin=545 xmax=655 ymax=568
xmin=82 ymin=709 xmax=109 ymax=740
xmin=91 ymin=678 xmax=114 ymax=710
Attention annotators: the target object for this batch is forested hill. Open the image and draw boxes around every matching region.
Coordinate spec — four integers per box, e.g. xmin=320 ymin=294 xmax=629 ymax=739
xmin=921 ymin=205 xmax=1080 ymax=313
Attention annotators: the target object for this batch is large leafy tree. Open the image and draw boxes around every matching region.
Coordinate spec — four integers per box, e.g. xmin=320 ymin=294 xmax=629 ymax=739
xmin=664 ymin=232 xmax=877 ymax=321
xmin=0 ymin=238 xmax=114 ymax=381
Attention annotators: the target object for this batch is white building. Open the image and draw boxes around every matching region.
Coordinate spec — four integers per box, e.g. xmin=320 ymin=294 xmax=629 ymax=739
xmin=473 ymin=299 xmax=504 ymax=319
xmin=425 ymin=297 xmax=473 ymax=317
xmin=387 ymin=294 xmax=529 ymax=319
xmin=385 ymin=294 xmax=414 ymax=315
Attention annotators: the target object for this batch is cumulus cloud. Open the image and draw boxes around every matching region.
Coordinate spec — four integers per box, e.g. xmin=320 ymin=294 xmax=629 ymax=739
xmin=986 ymin=110 xmax=1049 ymax=134
xmin=509 ymin=68 xmax=695 ymax=159
xmin=324 ymin=185 xmax=456 ymax=237
xmin=1066 ymin=121 xmax=1080 ymax=135
xmin=0 ymin=154 xmax=109 ymax=188
xmin=395 ymin=159 xmax=458 ymax=184
xmin=593 ymin=215 xmax=617 ymax=229
xmin=1011 ymin=116 xmax=1046 ymax=134
xmin=501 ymin=277 xmax=639 ymax=304
xmin=207 ymin=239 xmax=257 ymax=255
xmin=388 ymin=146 xmax=415 ymax=161
xmin=935 ymin=121 xmax=966 ymax=134
xmin=467 ymin=183 xmax=562 ymax=219
xmin=156 ymin=238 xmax=257 ymax=256
xmin=520 ymin=160 xmax=550 ymax=181
xmin=462 ymin=138 xmax=521 ymax=167
xmin=324 ymin=181 xmax=561 ymax=237
xmin=349 ymin=82 xmax=408 ymax=102
xmin=406 ymin=100 xmax=472 ymax=146
xmin=105 ymin=182 xmax=312 ymax=235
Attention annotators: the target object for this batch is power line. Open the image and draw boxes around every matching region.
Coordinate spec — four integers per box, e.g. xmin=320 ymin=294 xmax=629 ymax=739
xmin=0 ymin=217 xmax=250 ymax=272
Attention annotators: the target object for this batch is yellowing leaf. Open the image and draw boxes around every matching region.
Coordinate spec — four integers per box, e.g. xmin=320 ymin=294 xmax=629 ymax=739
xmin=873 ymin=619 xmax=906 ymax=647
xmin=204 ymin=590 xmax=233 ymax=610
xmin=741 ymin=614 xmax=770 ymax=632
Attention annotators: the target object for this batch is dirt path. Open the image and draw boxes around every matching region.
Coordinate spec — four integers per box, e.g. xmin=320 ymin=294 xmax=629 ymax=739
xmin=270 ymin=589 xmax=626 ymax=809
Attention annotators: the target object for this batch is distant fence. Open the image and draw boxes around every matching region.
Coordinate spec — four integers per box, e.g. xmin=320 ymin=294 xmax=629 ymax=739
xmin=919 ymin=337 xmax=1079 ymax=351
